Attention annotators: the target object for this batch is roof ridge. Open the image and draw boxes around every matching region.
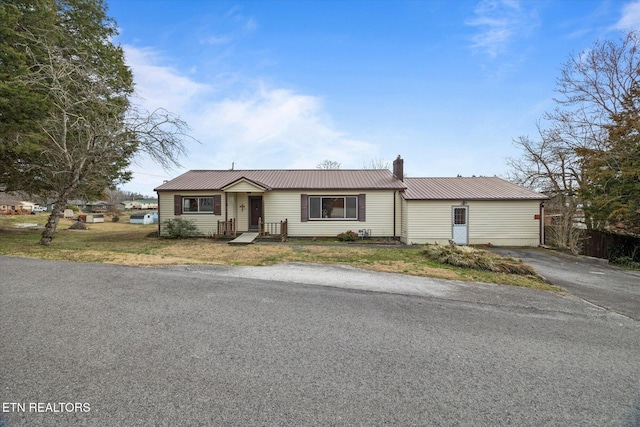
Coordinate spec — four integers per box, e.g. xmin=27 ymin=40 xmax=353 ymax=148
xmin=405 ymin=176 xmax=501 ymax=179
xmin=187 ymin=169 xmax=391 ymax=172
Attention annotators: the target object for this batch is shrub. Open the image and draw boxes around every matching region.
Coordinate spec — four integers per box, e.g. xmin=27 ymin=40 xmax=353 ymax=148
xmin=423 ymin=244 xmax=541 ymax=277
xmin=337 ymin=230 xmax=358 ymax=242
xmin=161 ymin=218 xmax=202 ymax=239
xmin=611 ymin=256 xmax=640 ymax=270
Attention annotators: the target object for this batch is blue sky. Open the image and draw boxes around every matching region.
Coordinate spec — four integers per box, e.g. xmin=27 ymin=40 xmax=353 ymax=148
xmin=106 ymin=0 xmax=640 ymax=196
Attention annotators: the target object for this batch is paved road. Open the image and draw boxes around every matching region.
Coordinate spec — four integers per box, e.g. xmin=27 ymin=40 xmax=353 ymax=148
xmin=489 ymin=248 xmax=640 ymax=321
xmin=0 ymin=256 xmax=638 ymax=426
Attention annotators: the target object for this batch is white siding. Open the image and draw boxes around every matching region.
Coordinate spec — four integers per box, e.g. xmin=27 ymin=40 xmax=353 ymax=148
xmin=403 ymin=199 xmax=542 ymax=246
xmin=158 ymin=191 xmax=225 ymax=236
xmin=264 ymin=190 xmax=397 ymax=237
xmin=234 ymin=193 xmax=249 ymax=231
xmin=402 ymin=200 xmax=452 ymax=245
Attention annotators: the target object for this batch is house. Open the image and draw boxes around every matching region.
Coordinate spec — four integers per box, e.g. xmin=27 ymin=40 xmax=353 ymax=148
xmin=85 ymin=201 xmax=111 ymax=213
xmin=122 ymin=199 xmax=158 ymax=210
xmin=0 ymin=192 xmax=35 ymax=214
xmin=154 ymin=156 xmax=547 ymax=246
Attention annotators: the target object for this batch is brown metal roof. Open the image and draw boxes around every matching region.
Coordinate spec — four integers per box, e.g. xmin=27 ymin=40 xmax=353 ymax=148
xmin=402 ymin=177 xmax=547 ymax=200
xmin=154 ymin=169 xmax=407 ymax=191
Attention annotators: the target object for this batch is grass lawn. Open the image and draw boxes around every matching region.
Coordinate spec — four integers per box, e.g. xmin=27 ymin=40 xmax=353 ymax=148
xmin=0 ymin=212 xmax=560 ymax=292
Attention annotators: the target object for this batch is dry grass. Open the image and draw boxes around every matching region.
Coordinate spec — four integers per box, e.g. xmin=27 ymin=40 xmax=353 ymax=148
xmin=0 ymin=213 xmax=559 ymax=292
xmin=423 ymin=244 xmax=543 ymax=278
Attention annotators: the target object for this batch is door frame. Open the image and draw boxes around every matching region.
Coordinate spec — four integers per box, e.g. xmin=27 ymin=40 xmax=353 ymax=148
xmin=248 ymin=196 xmax=263 ymax=230
xmin=451 ymin=205 xmax=468 ymax=245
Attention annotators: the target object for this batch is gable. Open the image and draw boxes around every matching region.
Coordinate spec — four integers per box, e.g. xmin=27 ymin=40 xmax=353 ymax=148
xmin=222 ymin=178 xmax=268 ymax=193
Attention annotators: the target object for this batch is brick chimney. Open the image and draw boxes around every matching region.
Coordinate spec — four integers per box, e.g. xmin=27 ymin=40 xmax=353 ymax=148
xmin=392 ymin=155 xmax=404 ymax=181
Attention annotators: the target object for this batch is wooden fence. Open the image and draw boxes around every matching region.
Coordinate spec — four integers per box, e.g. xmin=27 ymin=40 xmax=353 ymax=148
xmin=582 ymin=229 xmax=640 ymax=261
xmin=216 ymin=219 xmax=236 ymax=238
xmin=258 ymin=218 xmax=288 ymax=240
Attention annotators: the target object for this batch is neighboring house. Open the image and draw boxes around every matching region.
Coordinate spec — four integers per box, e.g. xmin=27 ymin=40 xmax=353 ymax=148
xmin=67 ymin=199 xmax=88 ymax=211
xmin=122 ymin=199 xmax=158 ymax=210
xmin=0 ymin=192 xmax=35 ymax=214
xmin=154 ymin=156 xmax=548 ymax=246
xmin=85 ymin=201 xmax=111 ymax=213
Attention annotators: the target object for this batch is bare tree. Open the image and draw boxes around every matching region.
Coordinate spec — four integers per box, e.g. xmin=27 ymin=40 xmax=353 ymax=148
xmin=508 ymin=30 xmax=640 ymax=251
xmin=316 ymin=159 xmax=341 ymax=169
xmin=506 ymin=128 xmax=583 ymax=251
xmin=363 ymin=157 xmax=391 ymax=170
xmin=15 ymin=35 xmax=189 ymax=245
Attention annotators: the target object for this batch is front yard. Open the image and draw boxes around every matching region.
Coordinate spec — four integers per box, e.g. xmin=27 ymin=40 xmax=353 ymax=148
xmin=0 ymin=213 xmax=559 ymax=292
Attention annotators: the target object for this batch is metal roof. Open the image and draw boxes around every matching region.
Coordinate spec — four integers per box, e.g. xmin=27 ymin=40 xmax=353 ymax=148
xmin=154 ymin=169 xmax=407 ymax=191
xmin=402 ymin=177 xmax=547 ymax=200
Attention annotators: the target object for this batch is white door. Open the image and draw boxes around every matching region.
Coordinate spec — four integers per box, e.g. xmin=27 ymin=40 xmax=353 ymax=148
xmin=452 ymin=206 xmax=468 ymax=245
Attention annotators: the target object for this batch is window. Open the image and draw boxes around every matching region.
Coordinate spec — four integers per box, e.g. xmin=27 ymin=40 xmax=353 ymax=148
xmin=308 ymin=196 xmax=358 ymax=220
xmin=174 ymin=195 xmax=221 ymax=215
xmin=182 ymin=197 xmax=214 ymax=213
xmin=453 ymin=207 xmax=467 ymax=225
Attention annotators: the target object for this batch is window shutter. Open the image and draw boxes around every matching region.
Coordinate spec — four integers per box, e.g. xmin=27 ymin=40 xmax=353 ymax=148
xmin=174 ymin=195 xmax=181 ymax=216
xmin=301 ymin=194 xmax=308 ymax=222
xmin=214 ymin=195 xmax=222 ymax=215
xmin=358 ymin=194 xmax=366 ymax=222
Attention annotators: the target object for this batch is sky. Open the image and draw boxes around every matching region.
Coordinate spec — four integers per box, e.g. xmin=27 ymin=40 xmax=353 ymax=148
xmin=105 ymin=0 xmax=640 ymax=197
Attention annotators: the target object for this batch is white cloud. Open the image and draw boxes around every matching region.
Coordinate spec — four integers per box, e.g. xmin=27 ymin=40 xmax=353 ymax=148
xmin=124 ymin=46 xmax=211 ymax=113
xmin=119 ymin=45 xmax=379 ymax=195
xmin=467 ymin=0 xmax=538 ymax=58
xmin=193 ymin=83 xmax=377 ymax=170
xmin=616 ymin=0 xmax=640 ymax=30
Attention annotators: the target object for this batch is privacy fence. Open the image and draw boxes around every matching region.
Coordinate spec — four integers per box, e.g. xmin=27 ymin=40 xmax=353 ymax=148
xmin=582 ymin=229 xmax=640 ymax=262
xmin=545 ymin=226 xmax=640 ymax=262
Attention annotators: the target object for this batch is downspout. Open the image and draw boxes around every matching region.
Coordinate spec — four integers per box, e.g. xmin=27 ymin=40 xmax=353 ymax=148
xmin=225 ymin=193 xmax=228 ymax=222
xmin=540 ymin=202 xmax=545 ymax=246
xmin=393 ymin=191 xmax=397 ymax=240
xmin=156 ymin=191 xmax=161 ymax=236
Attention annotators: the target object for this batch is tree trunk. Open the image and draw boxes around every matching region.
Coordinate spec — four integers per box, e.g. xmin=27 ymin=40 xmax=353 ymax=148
xmin=40 ymin=203 xmax=65 ymax=246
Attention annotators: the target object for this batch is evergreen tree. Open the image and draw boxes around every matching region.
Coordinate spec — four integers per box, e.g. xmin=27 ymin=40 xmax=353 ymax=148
xmin=579 ymin=85 xmax=640 ymax=235
xmin=0 ymin=0 xmax=188 ymax=245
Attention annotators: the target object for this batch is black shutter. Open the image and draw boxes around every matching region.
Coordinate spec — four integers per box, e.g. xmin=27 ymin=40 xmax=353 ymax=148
xmin=301 ymin=194 xmax=308 ymax=222
xmin=358 ymin=194 xmax=366 ymax=222
xmin=174 ymin=195 xmax=181 ymax=216
xmin=214 ymin=195 xmax=222 ymax=215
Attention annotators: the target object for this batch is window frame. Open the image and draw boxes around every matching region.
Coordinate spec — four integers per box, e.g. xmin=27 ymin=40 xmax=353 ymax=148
xmin=182 ymin=196 xmax=215 ymax=214
xmin=308 ymin=195 xmax=359 ymax=220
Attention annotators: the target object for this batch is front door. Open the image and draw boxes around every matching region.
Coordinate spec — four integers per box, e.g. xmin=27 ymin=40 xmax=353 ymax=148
xmin=249 ymin=196 xmax=263 ymax=230
xmin=452 ymin=206 xmax=468 ymax=245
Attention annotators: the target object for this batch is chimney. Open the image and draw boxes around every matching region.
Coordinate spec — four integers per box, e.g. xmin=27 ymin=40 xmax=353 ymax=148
xmin=393 ymin=155 xmax=404 ymax=181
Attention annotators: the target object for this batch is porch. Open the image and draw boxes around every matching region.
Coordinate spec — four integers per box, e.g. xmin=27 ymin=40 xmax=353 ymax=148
xmin=216 ymin=217 xmax=288 ymax=242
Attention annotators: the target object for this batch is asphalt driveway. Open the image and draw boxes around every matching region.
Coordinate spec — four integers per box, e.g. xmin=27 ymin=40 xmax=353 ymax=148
xmin=489 ymin=248 xmax=640 ymax=321
xmin=1 ymin=256 xmax=639 ymax=426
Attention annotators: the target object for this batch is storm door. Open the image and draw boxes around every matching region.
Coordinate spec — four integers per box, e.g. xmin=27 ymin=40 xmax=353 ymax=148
xmin=452 ymin=206 xmax=468 ymax=245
